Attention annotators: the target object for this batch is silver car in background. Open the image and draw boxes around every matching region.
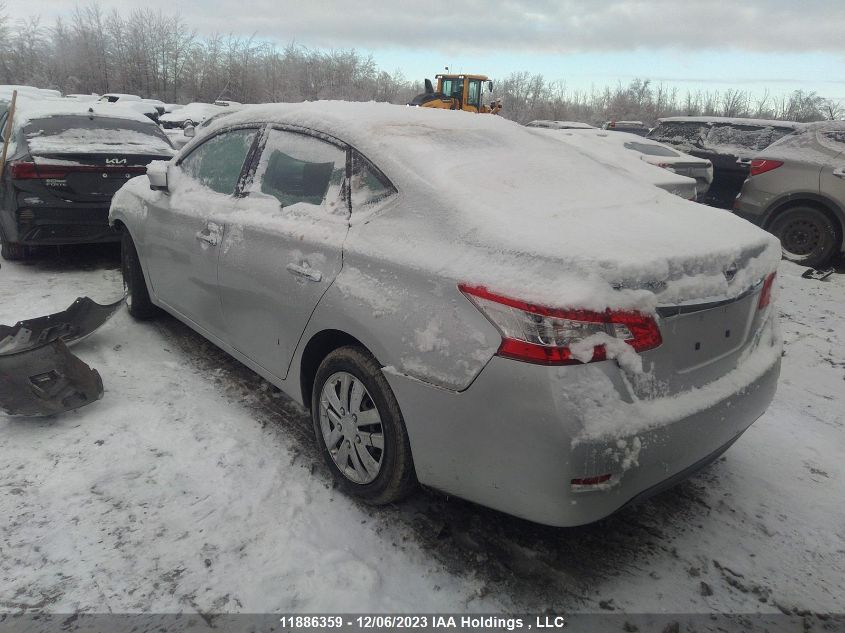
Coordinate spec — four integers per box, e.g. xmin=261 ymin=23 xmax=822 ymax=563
xmin=110 ymin=102 xmax=781 ymax=526
xmin=531 ymin=126 xmax=702 ymax=200
xmin=734 ymin=120 xmax=845 ymax=268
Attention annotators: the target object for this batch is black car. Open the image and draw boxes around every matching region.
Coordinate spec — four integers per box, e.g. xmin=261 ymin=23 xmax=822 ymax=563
xmin=648 ymin=116 xmax=801 ymax=208
xmin=0 ymin=102 xmax=174 ymax=260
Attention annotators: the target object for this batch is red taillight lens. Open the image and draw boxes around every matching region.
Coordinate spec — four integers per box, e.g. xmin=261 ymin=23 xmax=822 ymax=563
xmin=749 ymin=159 xmax=783 ymax=177
xmin=9 ymin=162 xmax=43 ymax=179
xmin=459 ymin=284 xmax=662 ymax=365
xmin=757 ymin=272 xmax=776 ymax=310
xmin=571 ymin=474 xmax=613 ymax=488
xmin=9 ymin=161 xmax=144 ymax=180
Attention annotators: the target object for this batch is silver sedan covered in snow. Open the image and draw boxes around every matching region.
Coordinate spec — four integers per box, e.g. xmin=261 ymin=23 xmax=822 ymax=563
xmin=109 ymin=102 xmax=781 ymax=526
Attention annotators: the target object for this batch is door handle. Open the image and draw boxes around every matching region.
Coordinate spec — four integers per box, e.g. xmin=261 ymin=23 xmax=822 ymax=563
xmin=286 ymin=263 xmax=322 ymax=282
xmin=833 ymin=167 xmax=845 ymax=179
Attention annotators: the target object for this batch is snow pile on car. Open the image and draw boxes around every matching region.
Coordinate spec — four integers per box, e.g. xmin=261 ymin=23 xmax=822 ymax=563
xmin=183 ymin=101 xmax=782 ymax=314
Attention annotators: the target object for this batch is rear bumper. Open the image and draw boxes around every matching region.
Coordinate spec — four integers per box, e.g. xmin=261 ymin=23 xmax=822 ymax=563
xmin=386 ymin=337 xmax=780 ymax=527
xmin=4 ymin=206 xmax=119 ymax=245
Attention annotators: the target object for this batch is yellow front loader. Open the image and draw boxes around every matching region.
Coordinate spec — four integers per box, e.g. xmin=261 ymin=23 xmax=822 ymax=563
xmin=409 ymin=74 xmax=502 ymax=114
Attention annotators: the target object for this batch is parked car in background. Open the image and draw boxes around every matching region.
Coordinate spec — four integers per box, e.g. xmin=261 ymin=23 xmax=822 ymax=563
xmin=159 ymin=102 xmax=232 ymax=128
xmin=119 ymin=101 xmax=160 ymax=123
xmin=1 ymin=85 xmax=62 ymax=116
xmin=526 ymin=120 xmax=596 ymax=130
xmin=163 ymin=103 xmax=184 ymax=114
xmin=110 ymin=102 xmax=781 ymax=527
xmin=603 ymin=120 xmax=650 ymax=136
xmin=64 ymin=93 xmax=100 ymax=102
xmin=98 ymin=93 xmax=142 ymax=104
xmin=734 ymin=120 xmax=845 ymax=268
xmin=532 ymin=127 xmax=700 ymax=199
xmin=572 ymin=129 xmax=713 ymax=194
xmin=649 ymin=116 xmax=802 ymax=208
xmin=141 ymin=98 xmax=167 ymax=116
xmin=0 ymin=100 xmax=174 ymax=260
xmin=1 ymin=85 xmax=62 ymax=100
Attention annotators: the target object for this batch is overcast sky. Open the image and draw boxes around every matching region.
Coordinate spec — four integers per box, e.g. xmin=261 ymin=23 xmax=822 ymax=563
xmin=7 ymin=0 xmax=845 ymax=98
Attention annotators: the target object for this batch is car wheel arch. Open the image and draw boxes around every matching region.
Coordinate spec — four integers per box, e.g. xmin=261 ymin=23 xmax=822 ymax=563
xmin=113 ymin=219 xmax=159 ymax=302
xmin=764 ymin=196 xmax=844 ymax=248
xmin=298 ymin=329 xmax=377 ymax=411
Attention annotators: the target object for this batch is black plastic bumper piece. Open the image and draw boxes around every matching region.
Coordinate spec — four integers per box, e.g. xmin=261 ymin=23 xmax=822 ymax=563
xmin=0 ymin=296 xmax=123 ymax=354
xmin=0 ymin=337 xmax=103 ymax=416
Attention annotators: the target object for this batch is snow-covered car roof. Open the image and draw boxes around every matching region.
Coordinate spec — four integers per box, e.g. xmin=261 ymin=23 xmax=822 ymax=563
xmin=530 ymin=127 xmax=699 ymax=192
xmin=160 ymin=102 xmax=224 ymax=123
xmin=188 ymin=101 xmax=777 ymax=311
xmin=1 ymin=85 xmax=62 ymax=100
xmin=567 ymin=128 xmax=704 ymax=156
xmin=8 ymin=98 xmax=156 ymax=127
xmin=657 ymin=116 xmax=802 ymax=129
xmin=99 ymin=93 xmax=142 ymax=101
xmin=526 ymin=120 xmax=595 ymax=129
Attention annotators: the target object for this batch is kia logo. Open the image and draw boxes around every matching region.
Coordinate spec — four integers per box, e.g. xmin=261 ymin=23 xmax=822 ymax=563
xmin=105 ymin=158 xmax=127 ymax=165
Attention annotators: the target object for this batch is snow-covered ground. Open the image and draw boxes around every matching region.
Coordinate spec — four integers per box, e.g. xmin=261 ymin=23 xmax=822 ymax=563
xmin=1 ymin=246 xmax=843 ymax=616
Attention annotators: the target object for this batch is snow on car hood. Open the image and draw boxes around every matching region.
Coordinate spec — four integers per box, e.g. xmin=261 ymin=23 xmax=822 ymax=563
xmin=197 ymin=101 xmax=782 ymax=311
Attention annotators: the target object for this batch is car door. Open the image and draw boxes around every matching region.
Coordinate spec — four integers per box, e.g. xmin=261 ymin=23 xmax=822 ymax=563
xmin=216 ymin=127 xmax=350 ymax=380
xmin=143 ymin=126 xmax=260 ymax=342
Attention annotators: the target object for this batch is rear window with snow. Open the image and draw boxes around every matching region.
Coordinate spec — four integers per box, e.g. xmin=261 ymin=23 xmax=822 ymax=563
xmin=819 ymin=130 xmax=845 ymax=152
xmin=649 ymin=121 xmax=708 ymax=145
xmin=23 ymin=115 xmax=172 ymax=155
xmin=705 ymin=124 xmax=793 ymax=152
xmin=624 ymin=141 xmax=679 ymax=157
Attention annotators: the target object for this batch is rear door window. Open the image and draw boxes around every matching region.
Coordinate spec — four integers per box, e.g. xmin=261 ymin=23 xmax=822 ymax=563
xmin=249 ymin=128 xmax=347 ymax=215
xmin=180 ymin=127 xmax=258 ymax=195
xmin=350 ymin=151 xmax=396 ymax=213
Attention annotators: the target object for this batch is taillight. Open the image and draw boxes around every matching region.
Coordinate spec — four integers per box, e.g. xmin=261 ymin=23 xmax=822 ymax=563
xmin=459 ymin=284 xmax=662 ymax=365
xmin=8 ymin=161 xmax=145 ymax=180
xmin=9 ymin=162 xmax=67 ymax=180
xmin=749 ymin=159 xmax=783 ymax=177
xmin=757 ymin=272 xmax=776 ymax=310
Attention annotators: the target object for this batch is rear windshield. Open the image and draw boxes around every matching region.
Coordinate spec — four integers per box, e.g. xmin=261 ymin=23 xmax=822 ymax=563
xmin=705 ymin=124 xmax=796 ymax=152
xmin=624 ymin=141 xmax=679 ymax=157
xmin=649 ymin=122 xmax=708 ymax=145
xmin=22 ymin=115 xmax=172 ymax=155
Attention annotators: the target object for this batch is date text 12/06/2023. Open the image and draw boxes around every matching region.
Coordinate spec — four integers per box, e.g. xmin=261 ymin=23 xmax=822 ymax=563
xmin=277 ymin=615 xmax=568 ymax=630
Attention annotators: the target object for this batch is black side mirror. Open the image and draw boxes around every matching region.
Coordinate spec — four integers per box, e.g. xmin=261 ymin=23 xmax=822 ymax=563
xmin=487 ymin=81 xmax=493 ymax=92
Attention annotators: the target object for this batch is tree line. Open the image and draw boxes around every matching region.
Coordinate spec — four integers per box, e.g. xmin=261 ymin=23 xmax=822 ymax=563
xmin=1 ymin=2 xmax=842 ymax=125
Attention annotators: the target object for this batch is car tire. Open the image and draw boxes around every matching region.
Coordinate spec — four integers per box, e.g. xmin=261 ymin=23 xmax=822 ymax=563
xmin=121 ymin=229 xmax=158 ymax=320
xmin=311 ymin=346 xmax=417 ymax=505
xmin=769 ymin=205 xmax=840 ymax=268
xmin=0 ymin=238 xmax=25 ymax=261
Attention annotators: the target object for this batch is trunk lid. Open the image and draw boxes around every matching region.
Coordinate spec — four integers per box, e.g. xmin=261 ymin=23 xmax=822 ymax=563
xmin=24 ymin=153 xmax=167 ymax=203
